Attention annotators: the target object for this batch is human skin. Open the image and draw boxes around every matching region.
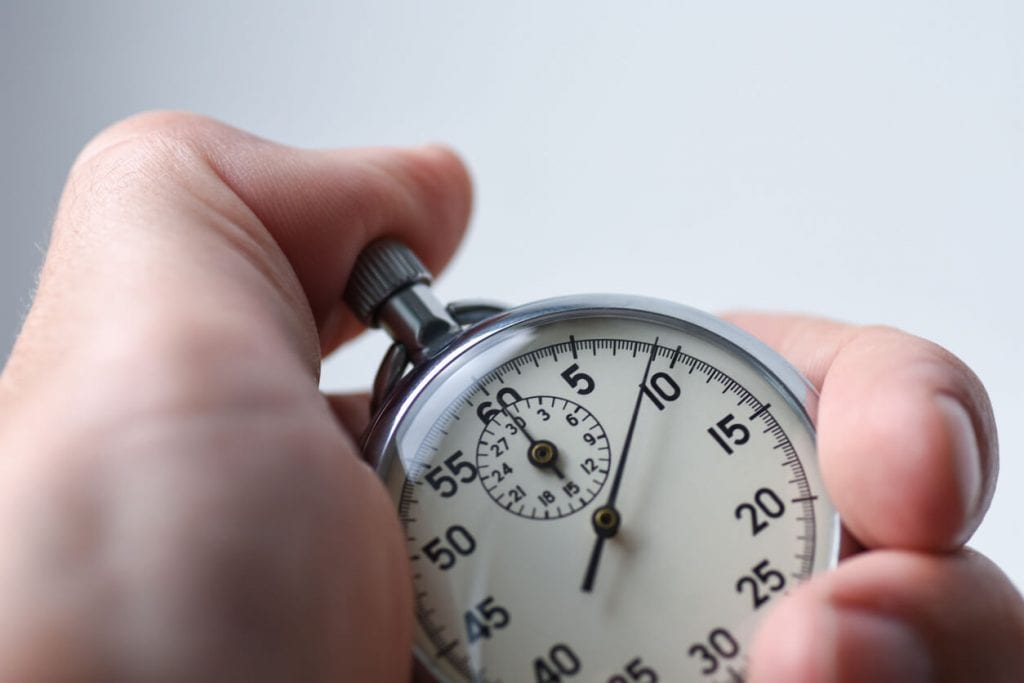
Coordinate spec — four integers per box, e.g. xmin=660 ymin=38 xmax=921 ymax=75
xmin=0 ymin=111 xmax=1021 ymax=681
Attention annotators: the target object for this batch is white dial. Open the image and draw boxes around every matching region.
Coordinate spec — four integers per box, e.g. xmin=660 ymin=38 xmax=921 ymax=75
xmin=372 ymin=305 xmax=838 ymax=683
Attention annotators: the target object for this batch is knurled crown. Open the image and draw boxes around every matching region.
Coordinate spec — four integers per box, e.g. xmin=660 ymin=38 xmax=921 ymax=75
xmin=344 ymin=239 xmax=433 ymax=325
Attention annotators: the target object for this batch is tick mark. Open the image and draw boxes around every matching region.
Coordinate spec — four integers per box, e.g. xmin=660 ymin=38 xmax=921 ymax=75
xmin=435 ymin=640 xmax=458 ymax=659
xmin=791 ymin=495 xmax=819 ymax=503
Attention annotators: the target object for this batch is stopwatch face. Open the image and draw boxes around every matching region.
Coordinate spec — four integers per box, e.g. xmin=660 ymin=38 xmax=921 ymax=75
xmin=367 ymin=296 xmax=838 ymax=683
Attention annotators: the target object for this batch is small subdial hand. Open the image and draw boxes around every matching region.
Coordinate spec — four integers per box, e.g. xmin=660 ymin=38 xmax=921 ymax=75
xmin=526 ymin=439 xmax=565 ymax=479
xmin=498 ymin=404 xmax=566 ymax=479
xmin=581 ymin=338 xmax=659 ymax=593
xmin=475 ymin=396 xmax=611 ymax=521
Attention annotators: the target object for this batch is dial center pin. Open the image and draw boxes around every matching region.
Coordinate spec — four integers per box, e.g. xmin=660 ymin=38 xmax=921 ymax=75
xmin=528 ymin=440 xmax=559 ymax=468
xmin=591 ymin=505 xmax=621 ymax=538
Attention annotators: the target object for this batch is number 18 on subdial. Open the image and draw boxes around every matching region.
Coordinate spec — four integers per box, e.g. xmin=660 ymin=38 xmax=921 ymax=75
xmin=385 ymin=317 xmax=837 ymax=683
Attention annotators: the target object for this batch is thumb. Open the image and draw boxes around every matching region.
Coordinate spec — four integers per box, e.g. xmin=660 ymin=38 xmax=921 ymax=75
xmin=748 ymin=549 xmax=1024 ymax=682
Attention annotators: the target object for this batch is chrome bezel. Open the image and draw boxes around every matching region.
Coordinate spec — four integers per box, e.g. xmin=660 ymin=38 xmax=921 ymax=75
xmin=364 ymin=294 xmax=822 ymax=471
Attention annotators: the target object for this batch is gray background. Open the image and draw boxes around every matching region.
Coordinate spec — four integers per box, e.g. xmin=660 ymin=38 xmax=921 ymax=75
xmin=2 ymin=2 xmax=1022 ymax=589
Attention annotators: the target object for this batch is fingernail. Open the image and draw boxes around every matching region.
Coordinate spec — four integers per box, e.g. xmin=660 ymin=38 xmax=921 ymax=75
xmin=831 ymin=608 xmax=932 ymax=682
xmin=934 ymin=394 xmax=982 ymax=524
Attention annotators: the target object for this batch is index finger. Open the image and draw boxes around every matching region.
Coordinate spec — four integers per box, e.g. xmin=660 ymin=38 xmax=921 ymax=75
xmin=724 ymin=312 xmax=997 ymax=552
xmin=5 ymin=112 xmax=473 ymax=393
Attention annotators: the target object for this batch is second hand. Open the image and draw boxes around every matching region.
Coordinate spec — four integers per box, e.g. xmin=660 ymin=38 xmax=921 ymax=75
xmin=581 ymin=338 xmax=659 ymax=593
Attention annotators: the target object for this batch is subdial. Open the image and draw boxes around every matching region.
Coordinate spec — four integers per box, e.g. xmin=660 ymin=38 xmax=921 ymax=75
xmin=475 ymin=395 xmax=611 ymax=520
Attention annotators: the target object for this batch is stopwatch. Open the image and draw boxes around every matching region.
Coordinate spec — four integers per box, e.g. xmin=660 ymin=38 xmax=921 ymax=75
xmin=343 ymin=240 xmax=839 ymax=683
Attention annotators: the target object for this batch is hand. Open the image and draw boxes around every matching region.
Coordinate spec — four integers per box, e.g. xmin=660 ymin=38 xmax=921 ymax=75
xmin=722 ymin=313 xmax=1024 ymax=681
xmin=2 ymin=111 xmax=1021 ymax=683
xmin=0 ymin=112 xmax=471 ymax=681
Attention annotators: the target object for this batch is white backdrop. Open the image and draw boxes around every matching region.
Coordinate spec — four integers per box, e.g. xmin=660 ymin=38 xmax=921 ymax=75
xmin=2 ymin=2 xmax=1021 ymax=588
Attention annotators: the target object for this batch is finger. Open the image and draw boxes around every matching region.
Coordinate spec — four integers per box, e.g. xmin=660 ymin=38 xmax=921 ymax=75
xmin=748 ymin=549 xmax=1024 ymax=682
xmin=74 ymin=111 xmax=472 ymax=351
xmin=5 ymin=111 xmax=472 ymax=393
xmin=324 ymin=391 xmax=372 ymax=445
xmin=723 ymin=313 xmax=997 ymax=551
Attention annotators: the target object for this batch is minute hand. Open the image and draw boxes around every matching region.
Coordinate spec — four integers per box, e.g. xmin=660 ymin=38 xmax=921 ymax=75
xmin=581 ymin=338 xmax=659 ymax=592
